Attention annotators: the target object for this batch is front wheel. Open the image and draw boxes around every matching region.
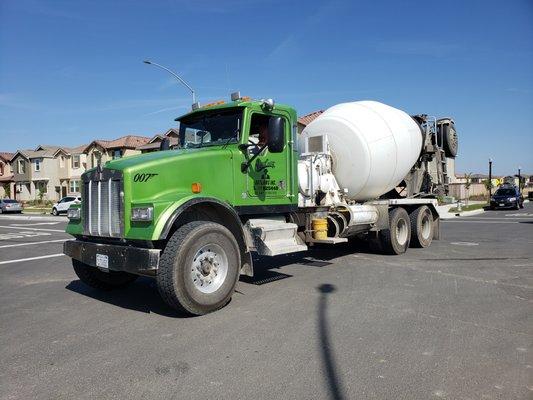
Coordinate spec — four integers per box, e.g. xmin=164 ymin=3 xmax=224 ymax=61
xmin=72 ymin=259 xmax=138 ymax=290
xmin=52 ymin=207 xmax=58 ymax=216
xmin=379 ymin=207 xmax=411 ymax=255
xmin=157 ymin=221 xmax=241 ymax=316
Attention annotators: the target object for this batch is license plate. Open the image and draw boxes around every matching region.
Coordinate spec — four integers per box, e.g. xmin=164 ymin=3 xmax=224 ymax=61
xmin=499 ymin=203 xmax=505 ymax=207
xmin=96 ymin=254 xmax=109 ymax=269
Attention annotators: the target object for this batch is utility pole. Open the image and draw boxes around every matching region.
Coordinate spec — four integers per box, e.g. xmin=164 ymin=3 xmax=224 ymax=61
xmin=488 ymin=158 xmax=493 ymax=198
xmin=143 ymin=60 xmax=196 ymax=105
xmin=518 ymin=166 xmax=521 ymax=192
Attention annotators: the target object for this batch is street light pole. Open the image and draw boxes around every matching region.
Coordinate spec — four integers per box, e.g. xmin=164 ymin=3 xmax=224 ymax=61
xmin=143 ymin=60 xmax=196 ymax=105
xmin=488 ymin=158 xmax=493 ymax=199
xmin=518 ymin=166 xmax=521 ymax=192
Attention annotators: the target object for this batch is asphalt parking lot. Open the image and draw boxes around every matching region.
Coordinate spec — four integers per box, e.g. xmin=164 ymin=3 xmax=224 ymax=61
xmin=0 ymin=205 xmax=532 ymax=400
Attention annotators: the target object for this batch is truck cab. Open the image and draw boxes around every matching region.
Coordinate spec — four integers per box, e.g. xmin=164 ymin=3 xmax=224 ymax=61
xmin=64 ymin=96 xmax=303 ymax=315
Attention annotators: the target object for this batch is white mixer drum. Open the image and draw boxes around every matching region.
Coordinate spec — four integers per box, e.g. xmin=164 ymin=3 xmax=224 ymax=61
xmin=301 ymin=101 xmax=423 ymax=201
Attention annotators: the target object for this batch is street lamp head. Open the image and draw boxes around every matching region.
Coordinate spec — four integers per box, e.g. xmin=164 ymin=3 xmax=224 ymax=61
xmin=143 ymin=60 xmax=152 ymax=64
xmin=489 ymin=158 xmax=492 ymax=163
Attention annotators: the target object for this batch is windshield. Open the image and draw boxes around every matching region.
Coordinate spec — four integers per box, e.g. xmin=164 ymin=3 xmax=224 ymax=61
xmin=3 ymin=199 xmax=18 ymax=203
xmin=179 ymin=109 xmax=241 ymax=149
xmin=495 ymin=188 xmax=515 ymax=196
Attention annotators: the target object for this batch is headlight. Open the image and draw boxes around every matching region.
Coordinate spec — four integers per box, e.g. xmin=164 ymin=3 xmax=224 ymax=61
xmin=131 ymin=206 xmax=153 ymax=221
xmin=508 ymin=197 xmax=516 ymax=202
xmin=67 ymin=208 xmax=81 ymax=220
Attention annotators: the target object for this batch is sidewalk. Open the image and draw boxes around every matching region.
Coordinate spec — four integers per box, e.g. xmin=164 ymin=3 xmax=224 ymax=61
xmin=436 ymin=204 xmax=485 ymax=220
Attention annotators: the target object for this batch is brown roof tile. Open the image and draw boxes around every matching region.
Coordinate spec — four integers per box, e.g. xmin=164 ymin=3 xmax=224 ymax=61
xmin=298 ymin=110 xmax=324 ymax=127
xmin=0 ymin=152 xmax=15 ymax=162
xmin=85 ymin=135 xmax=151 ymax=152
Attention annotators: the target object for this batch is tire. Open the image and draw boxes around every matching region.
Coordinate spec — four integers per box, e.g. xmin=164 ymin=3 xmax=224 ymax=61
xmin=438 ymin=122 xmax=458 ymax=158
xmin=72 ymin=259 xmax=138 ymax=290
xmin=409 ymin=205 xmax=434 ymax=248
xmin=379 ymin=207 xmax=411 ymax=255
xmin=52 ymin=208 xmax=58 ymax=216
xmin=157 ymin=221 xmax=241 ymax=315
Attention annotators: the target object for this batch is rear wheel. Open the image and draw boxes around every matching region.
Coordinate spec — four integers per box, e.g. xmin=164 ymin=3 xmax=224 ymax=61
xmin=72 ymin=259 xmax=138 ymax=290
xmin=409 ymin=205 xmax=434 ymax=248
xmin=157 ymin=221 xmax=241 ymax=316
xmin=379 ymin=207 xmax=411 ymax=255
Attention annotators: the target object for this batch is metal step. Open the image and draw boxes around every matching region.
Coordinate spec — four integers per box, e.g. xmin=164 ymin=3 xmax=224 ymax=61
xmin=246 ymin=218 xmax=308 ymax=256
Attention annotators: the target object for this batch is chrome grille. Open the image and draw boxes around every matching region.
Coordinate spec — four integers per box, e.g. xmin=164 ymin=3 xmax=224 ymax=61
xmin=83 ymin=172 xmax=123 ymax=237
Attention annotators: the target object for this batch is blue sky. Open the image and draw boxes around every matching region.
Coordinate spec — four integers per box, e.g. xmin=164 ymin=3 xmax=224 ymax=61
xmin=1 ymin=0 xmax=531 ymax=175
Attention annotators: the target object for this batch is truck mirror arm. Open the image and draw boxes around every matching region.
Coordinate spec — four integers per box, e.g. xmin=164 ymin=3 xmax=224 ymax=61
xmin=240 ymin=143 xmax=268 ymax=173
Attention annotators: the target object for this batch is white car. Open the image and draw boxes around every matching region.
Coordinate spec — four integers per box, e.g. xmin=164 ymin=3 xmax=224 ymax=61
xmin=52 ymin=196 xmax=81 ymax=216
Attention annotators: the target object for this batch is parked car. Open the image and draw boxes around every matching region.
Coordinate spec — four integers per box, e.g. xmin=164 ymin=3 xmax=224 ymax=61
xmin=0 ymin=199 xmax=23 ymax=214
xmin=52 ymin=196 xmax=81 ymax=216
xmin=490 ymin=185 xmax=524 ymax=210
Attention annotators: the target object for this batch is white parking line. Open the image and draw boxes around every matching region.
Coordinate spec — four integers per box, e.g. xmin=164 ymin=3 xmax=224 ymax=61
xmin=0 ymin=253 xmax=65 ymax=265
xmin=10 ymin=222 xmax=61 ymax=226
xmin=0 ymin=226 xmax=65 ymax=233
xmin=0 ymin=239 xmax=69 ymax=249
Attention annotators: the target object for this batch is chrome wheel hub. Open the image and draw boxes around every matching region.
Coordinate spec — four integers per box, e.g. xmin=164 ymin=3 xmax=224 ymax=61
xmin=190 ymin=243 xmax=228 ymax=294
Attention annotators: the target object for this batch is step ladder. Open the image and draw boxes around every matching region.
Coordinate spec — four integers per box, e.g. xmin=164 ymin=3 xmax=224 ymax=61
xmin=437 ymin=148 xmax=449 ymax=194
xmin=246 ymin=217 xmax=308 ymax=256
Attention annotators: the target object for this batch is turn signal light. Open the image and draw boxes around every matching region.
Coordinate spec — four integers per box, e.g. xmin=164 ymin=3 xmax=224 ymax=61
xmin=191 ymin=182 xmax=202 ymax=193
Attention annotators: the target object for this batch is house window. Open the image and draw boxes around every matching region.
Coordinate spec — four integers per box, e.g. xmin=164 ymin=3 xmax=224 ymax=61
xmin=60 ymin=156 xmax=65 ymax=168
xmin=112 ymin=149 xmax=122 ymax=159
xmin=69 ymin=180 xmax=80 ymax=193
xmin=92 ymin=152 xmax=102 ymax=168
xmin=72 ymin=155 xmax=80 ymax=169
xmin=0 ymin=162 xmax=4 ymax=175
xmin=18 ymin=159 xmax=25 ymax=174
xmin=34 ymin=159 xmax=41 ymax=172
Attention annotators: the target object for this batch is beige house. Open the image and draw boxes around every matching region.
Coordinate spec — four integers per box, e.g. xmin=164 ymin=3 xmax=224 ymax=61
xmin=55 ymin=145 xmax=88 ymax=198
xmin=10 ymin=144 xmax=88 ymax=202
xmin=0 ymin=152 xmax=15 ymax=198
xmin=11 ymin=146 xmax=61 ymax=201
xmin=84 ymin=135 xmax=150 ymax=169
xmin=136 ymin=129 xmax=180 ymax=153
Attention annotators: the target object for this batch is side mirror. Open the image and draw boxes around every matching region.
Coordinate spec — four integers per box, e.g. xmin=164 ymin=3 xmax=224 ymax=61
xmin=160 ymin=137 xmax=170 ymax=151
xmin=267 ymin=116 xmax=284 ymax=153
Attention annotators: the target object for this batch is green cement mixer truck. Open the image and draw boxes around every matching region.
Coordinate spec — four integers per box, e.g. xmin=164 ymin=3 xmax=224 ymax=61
xmin=63 ymin=93 xmax=458 ymax=315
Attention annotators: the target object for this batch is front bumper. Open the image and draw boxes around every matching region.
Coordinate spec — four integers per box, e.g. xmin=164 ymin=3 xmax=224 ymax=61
xmin=63 ymin=240 xmax=160 ymax=276
xmin=490 ymin=200 xmax=516 ymax=208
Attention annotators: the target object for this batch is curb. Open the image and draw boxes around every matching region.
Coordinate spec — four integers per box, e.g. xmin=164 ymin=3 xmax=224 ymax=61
xmin=454 ymin=208 xmax=485 ymax=218
xmin=0 ymin=214 xmax=66 ymax=222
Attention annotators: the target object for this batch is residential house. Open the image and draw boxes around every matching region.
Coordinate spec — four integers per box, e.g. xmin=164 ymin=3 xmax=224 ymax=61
xmin=136 ymin=129 xmax=180 ymax=153
xmin=84 ymin=135 xmax=150 ymax=169
xmin=0 ymin=152 xmax=15 ymax=198
xmin=11 ymin=145 xmax=61 ymax=201
xmin=55 ymin=145 xmax=87 ymax=198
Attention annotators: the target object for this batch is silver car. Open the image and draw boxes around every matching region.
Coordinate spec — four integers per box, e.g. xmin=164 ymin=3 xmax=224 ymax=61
xmin=0 ymin=199 xmax=23 ymax=214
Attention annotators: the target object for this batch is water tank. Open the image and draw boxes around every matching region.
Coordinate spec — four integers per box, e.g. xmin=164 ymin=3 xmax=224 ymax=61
xmin=301 ymin=101 xmax=423 ymax=201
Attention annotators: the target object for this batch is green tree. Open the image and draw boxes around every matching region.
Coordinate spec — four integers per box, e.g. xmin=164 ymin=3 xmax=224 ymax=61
xmin=2 ymin=183 xmax=10 ymax=199
xmin=482 ymin=179 xmax=493 ymax=202
xmin=464 ymin=173 xmax=472 ymax=206
xmin=37 ymin=188 xmax=44 ymax=204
